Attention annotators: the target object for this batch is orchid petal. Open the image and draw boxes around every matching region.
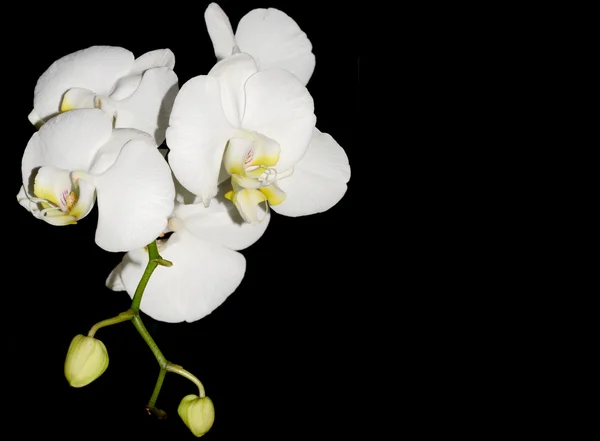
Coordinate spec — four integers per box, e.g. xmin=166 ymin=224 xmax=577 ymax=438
xmin=231 ymin=173 xmax=263 ymax=189
xmin=204 ymin=2 xmax=237 ymax=60
xmin=105 ymin=262 xmax=126 ymax=291
xmin=259 ymin=183 xmax=286 ymax=206
xmin=226 ymin=188 xmax=268 ymax=225
xmin=171 ymin=196 xmax=270 ymax=250
xmin=28 ymin=109 xmax=43 ymax=128
xmin=242 ymin=68 xmax=315 ymax=172
xmin=68 ymin=179 xmax=96 ymax=221
xmin=109 ymin=74 xmax=143 ymax=101
xmin=225 ymin=132 xmax=280 ymax=177
xmin=32 ymin=212 xmax=77 ymax=226
xmin=223 ymin=137 xmax=253 ymax=175
xmin=32 ymin=167 xmax=96 ymax=224
xmin=166 ymin=75 xmax=236 ymax=206
xmin=87 ymin=138 xmax=175 ymax=252
xmin=60 ymin=87 xmax=96 ymax=112
xmin=208 ymin=52 xmax=257 ymax=127
xmin=32 ymin=165 xmax=73 ymax=209
xmin=17 ymin=185 xmax=39 ymax=214
xmin=114 ymin=67 xmax=179 ymax=145
xmin=236 ymin=8 xmax=315 ymax=85
xmin=130 ymin=49 xmax=175 ymax=75
xmin=33 ymin=46 xmax=134 ymax=123
xmin=21 ymin=109 xmax=112 ymax=195
xmin=114 ymin=231 xmax=246 ymax=323
xmin=88 ymin=128 xmax=154 ymax=175
xmin=272 ymin=129 xmax=350 ymax=217
xmin=18 ymin=170 xmax=96 ymax=225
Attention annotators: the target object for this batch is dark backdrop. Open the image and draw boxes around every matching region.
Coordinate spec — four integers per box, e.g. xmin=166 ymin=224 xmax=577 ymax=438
xmin=5 ymin=1 xmax=361 ymax=439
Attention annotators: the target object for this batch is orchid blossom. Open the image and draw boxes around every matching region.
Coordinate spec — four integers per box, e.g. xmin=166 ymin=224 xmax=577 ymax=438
xmin=204 ymin=2 xmax=315 ymax=85
xmin=106 ymin=195 xmax=270 ymax=323
xmin=18 ymin=108 xmax=175 ymax=252
xmin=166 ymin=53 xmax=315 ymax=223
xmin=28 ymin=45 xmax=178 ymax=144
xmin=166 ymin=52 xmax=350 ymax=224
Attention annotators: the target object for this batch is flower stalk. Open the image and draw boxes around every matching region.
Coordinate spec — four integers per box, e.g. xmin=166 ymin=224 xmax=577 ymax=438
xmin=88 ymin=310 xmax=135 ymax=337
xmin=124 ymin=240 xmax=205 ymax=417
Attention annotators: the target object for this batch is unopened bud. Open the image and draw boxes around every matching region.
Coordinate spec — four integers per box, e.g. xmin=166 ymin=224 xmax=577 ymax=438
xmin=178 ymin=395 xmax=215 ymax=437
xmin=64 ymin=334 xmax=109 ymax=388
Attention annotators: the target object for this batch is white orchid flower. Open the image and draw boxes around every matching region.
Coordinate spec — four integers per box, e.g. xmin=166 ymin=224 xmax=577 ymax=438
xmin=18 ymin=108 xmax=175 ymax=252
xmin=204 ymin=2 xmax=315 ymax=85
xmin=166 ymin=51 xmax=350 ymax=224
xmin=106 ymin=196 xmax=270 ymax=323
xmin=166 ymin=53 xmax=315 ymax=223
xmin=28 ymin=45 xmax=178 ymax=144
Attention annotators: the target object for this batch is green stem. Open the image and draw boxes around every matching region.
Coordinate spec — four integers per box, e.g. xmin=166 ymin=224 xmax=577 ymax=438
xmin=132 ymin=315 xmax=168 ymax=369
xmin=87 ymin=310 xmax=134 ymax=337
xmin=148 ymin=369 xmax=167 ymax=407
xmin=167 ymin=363 xmax=206 ymax=398
xmin=130 ymin=241 xmax=162 ymax=313
xmin=146 ymin=368 xmax=168 ymax=419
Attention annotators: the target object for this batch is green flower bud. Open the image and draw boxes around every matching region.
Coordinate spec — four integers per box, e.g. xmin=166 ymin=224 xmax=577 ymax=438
xmin=178 ymin=395 xmax=215 ymax=437
xmin=64 ymin=334 xmax=109 ymax=388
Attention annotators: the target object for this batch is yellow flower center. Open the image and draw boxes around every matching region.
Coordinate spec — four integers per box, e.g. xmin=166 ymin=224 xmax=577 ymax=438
xmin=222 ymin=132 xmax=287 ymax=224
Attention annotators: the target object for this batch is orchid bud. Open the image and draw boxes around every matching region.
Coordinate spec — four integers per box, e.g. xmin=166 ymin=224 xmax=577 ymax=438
xmin=178 ymin=394 xmax=215 ymax=437
xmin=64 ymin=334 xmax=109 ymax=388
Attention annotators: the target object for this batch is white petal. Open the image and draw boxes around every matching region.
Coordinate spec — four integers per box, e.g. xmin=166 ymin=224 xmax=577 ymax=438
xmin=242 ymin=68 xmax=315 ymax=172
xmin=114 ymin=67 xmax=179 ymax=145
xmin=89 ymin=138 xmax=175 ymax=252
xmin=272 ymin=129 xmax=350 ymax=217
xmin=228 ymin=188 xmax=268 ymax=224
xmin=106 ymin=262 xmax=126 ymax=291
xmin=235 ymin=8 xmax=315 ymax=85
xmin=33 ymin=165 xmax=73 ymax=209
xmin=33 ymin=46 xmax=134 ymax=123
xmin=204 ymin=2 xmax=237 ymax=60
xmin=209 ymin=53 xmax=258 ymax=127
xmin=223 ymin=136 xmax=253 ymax=174
xmin=109 ymin=52 xmax=176 ymax=131
xmin=88 ymin=128 xmax=155 ymax=175
xmin=28 ymin=109 xmax=43 ymax=127
xmin=69 ymin=179 xmax=97 ymax=221
xmin=166 ymin=75 xmax=236 ymax=205
xmin=17 ymin=185 xmax=40 ymax=214
xmin=172 ymin=196 xmax=270 ymax=250
xmin=21 ymin=109 xmax=112 ymax=194
xmin=60 ymin=87 xmax=96 ymax=112
xmin=130 ymin=49 xmax=176 ymax=75
xmin=109 ymin=74 xmax=143 ymax=101
xmin=117 ymin=231 xmax=246 ymax=323
xmin=27 ymin=167 xmax=96 ymax=225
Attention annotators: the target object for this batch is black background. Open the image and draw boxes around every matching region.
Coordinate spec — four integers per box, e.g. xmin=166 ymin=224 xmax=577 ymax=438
xmin=5 ymin=1 xmax=362 ymax=439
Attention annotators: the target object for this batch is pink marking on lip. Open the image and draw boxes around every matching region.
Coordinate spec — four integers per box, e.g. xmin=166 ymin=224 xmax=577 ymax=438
xmin=244 ymin=148 xmax=254 ymax=165
xmin=59 ymin=189 xmax=70 ymax=210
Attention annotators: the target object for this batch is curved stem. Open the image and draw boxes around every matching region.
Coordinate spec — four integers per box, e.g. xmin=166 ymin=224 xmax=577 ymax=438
xmin=87 ymin=310 xmax=135 ymax=337
xmin=132 ymin=315 xmax=168 ymax=369
xmin=167 ymin=363 xmax=206 ymax=397
xmin=130 ymin=241 xmax=161 ymax=313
